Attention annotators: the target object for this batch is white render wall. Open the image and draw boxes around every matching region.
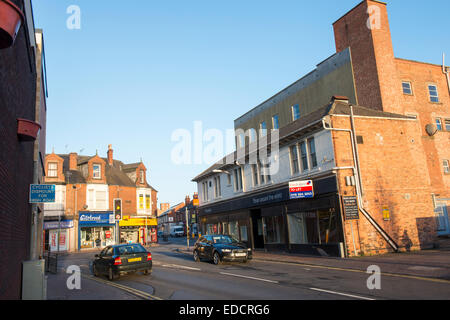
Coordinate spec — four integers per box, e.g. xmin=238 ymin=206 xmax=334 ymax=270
xmin=197 ymin=129 xmax=335 ymax=206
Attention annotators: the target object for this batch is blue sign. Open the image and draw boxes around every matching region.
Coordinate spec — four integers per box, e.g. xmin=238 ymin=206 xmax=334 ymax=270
xmin=30 ymin=184 xmax=55 ymax=203
xmin=79 ymin=212 xmax=114 ymax=226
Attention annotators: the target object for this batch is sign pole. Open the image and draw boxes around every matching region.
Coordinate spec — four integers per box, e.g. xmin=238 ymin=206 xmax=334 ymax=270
xmin=186 ymin=206 xmax=189 ymax=250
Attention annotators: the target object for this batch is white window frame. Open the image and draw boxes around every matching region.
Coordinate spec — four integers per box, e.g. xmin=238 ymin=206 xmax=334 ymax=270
xmin=93 ymin=164 xmax=101 ymax=179
xmin=307 ymin=137 xmax=318 ymax=169
xmin=402 ymin=81 xmax=413 ymax=95
xmin=289 ymin=144 xmax=300 ymax=175
xmin=443 ymin=160 xmax=450 ymax=174
xmin=48 ymin=162 xmax=58 ymax=178
xmin=428 ymin=84 xmax=439 ymax=103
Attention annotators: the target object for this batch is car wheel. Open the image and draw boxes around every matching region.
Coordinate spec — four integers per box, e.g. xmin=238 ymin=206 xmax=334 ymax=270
xmin=93 ymin=263 xmax=99 ymax=277
xmin=193 ymin=250 xmax=200 ymax=262
xmin=108 ymin=267 xmax=118 ymax=281
xmin=143 ymin=269 xmax=151 ymax=275
xmin=213 ymin=251 xmax=222 ymax=265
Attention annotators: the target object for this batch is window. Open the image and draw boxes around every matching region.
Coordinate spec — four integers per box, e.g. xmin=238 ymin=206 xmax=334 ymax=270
xmin=139 ymin=194 xmax=144 ymax=209
xmin=259 ymin=162 xmax=266 ymax=185
xmin=292 ymin=104 xmax=300 ymax=121
xmin=238 ymin=133 xmax=245 ymax=148
xmin=227 ymin=173 xmax=232 ymax=186
xmin=48 ymin=162 xmax=58 ymax=177
xmin=234 ymin=167 xmax=243 ymax=192
xmin=436 ymin=119 xmax=443 ymax=131
xmin=214 ymin=176 xmax=221 ymax=198
xmin=300 ymin=141 xmax=309 ymax=171
xmin=272 ymin=115 xmax=279 ymax=130
xmin=290 ymin=145 xmax=299 ymax=174
xmin=146 ymin=194 xmax=151 ymax=210
xmin=140 ymin=170 xmax=145 ymax=184
xmin=445 ymin=119 xmax=450 ymax=131
xmin=308 ymin=137 xmax=318 ymax=168
xmin=249 ymin=128 xmax=257 ymax=143
xmin=96 ymin=191 xmax=107 ymax=210
xmin=402 ymin=81 xmax=412 ymax=95
xmin=93 ymin=164 xmax=101 ymax=179
xmin=252 ymin=164 xmax=259 ymax=187
xmin=264 ymin=216 xmax=286 ymax=244
xmin=260 ymin=121 xmax=267 ymax=137
xmin=202 ymin=181 xmax=209 ymax=201
xmin=428 ymin=85 xmax=439 ymax=103
xmin=444 ymin=160 xmax=450 ymax=174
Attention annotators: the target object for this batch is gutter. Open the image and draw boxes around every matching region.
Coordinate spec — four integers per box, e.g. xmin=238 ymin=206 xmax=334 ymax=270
xmin=322 ymin=109 xmax=399 ymax=253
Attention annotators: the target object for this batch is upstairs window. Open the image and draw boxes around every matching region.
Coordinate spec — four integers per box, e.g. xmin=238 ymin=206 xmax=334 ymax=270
xmin=93 ymin=164 xmax=101 ymax=179
xmin=292 ymin=104 xmax=300 ymax=121
xmin=48 ymin=162 xmax=58 ymax=177
xmin=260 ymin=121 xmax=267 ymax=137
xmin=202 ymin=181 xmax=209 ymax=202
xmin=402 ymin=81 xmax=412 ymax=95
xmin=140 ymin=170 xmax=145 ymax=184
xmin=300 ymin=141 xmax=309 ymax=171
xmin=436 ymin=118 xmax=442 ymax=131
xmin=249 ymin=128 xmax=257 ymax=143
xmin=308 ymin=137 xmax=318 ymax=168
xmin=234 ymin=167 xmax=243 ymax=192
xmin=272 ymin=115 xmax=279 ymax=130
xmin=428 ymin=85 xmax=439 ymax=103
xmin=445 ymin=119 xmax=450 ymax=132
xmin=290 ymin=145 xmax=300 ymax=174
xmin=214 ymin=176 xmax=221 ymax=198
xmin=146 ymin=194 xmax=151 ymax=210
xmin=443 ymin=160 xmax=450 ymax=174
xmin=252 ymin=164 xmax=259 ymax=187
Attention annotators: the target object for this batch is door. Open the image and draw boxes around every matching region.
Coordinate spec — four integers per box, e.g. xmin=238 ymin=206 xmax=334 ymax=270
xmin=251 ymin=210 xmax=264 ymax=249
xmin=435 ymin=205 xmax=450 ymax=236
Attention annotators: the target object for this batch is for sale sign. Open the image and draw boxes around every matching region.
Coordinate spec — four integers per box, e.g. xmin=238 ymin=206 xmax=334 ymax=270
xmin=289 ymin=180 xmax=314 ymax=199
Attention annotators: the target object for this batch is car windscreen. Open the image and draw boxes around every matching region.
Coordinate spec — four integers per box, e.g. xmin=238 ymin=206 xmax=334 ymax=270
xmin=115 ymin=245 xmax=147 ymax=255
xmin=211 ymin=235 xmax=238 ymax=244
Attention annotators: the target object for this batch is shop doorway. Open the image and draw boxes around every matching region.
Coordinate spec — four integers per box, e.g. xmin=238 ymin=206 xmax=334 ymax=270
xmin=251 ymin=209 xmax=264 ymax=249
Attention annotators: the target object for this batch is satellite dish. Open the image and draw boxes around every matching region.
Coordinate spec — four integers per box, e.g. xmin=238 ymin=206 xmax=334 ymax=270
xmin=425 ymin=124 xmax=438 ymax=136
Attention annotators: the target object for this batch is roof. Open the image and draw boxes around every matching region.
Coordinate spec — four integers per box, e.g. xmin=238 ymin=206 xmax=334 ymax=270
xmin=192 ymin=100 xmax=414 ymax=182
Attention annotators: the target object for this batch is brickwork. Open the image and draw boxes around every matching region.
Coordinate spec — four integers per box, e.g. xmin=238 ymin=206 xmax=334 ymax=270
xmin=332 ymin=115 xmax=437 ymax=256
xmin=0 ymin=0 xmax=37 ymax=299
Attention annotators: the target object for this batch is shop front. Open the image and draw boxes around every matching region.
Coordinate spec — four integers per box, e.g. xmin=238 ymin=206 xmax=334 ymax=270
xmin=78 ymin=212 xmax=116 ymax=250
xmin=199 ymin=175 xmax=345 ymax=257
xmin=119 ymin=216 xmax=158 ymax=245
xmin=43 ymin=219 xmax=74 ymax=253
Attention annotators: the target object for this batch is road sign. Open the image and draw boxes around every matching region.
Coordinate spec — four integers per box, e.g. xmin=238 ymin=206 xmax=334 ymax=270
xmin=289 ymin=180 xmax=314 ymax=199
xmin=29 ymin=184 xmax=55 ymax=203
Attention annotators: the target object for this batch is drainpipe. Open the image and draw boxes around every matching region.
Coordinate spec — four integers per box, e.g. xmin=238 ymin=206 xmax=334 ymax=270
xmin=322 ymin=111 xmax=399 ymax=253
xmin=443 ymin=54 xmax=450 ymax=95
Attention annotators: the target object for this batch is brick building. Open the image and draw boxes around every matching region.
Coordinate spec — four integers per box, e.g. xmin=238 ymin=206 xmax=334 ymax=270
xmin=193 ymin=0 xmax=449 ymax=257
xmin=43 ymin=145 xmax=158 ymax=252
xmin=0 ymin=0 xmax=47 ymax=299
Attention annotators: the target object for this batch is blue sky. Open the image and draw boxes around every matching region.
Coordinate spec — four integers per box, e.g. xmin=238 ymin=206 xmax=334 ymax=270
xmin=32 ymin=0 xmax=450 ymax=206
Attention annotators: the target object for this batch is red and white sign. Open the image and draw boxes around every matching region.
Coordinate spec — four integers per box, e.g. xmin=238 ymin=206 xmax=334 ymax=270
xmin=105 ymin=231 xmax=111 ymax=239
xmin=289 ymin=180 xmax=314 ymax=199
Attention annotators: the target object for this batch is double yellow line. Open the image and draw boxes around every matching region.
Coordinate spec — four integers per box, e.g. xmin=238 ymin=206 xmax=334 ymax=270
xmin=82 ymin=273 xmax=163 ymax=300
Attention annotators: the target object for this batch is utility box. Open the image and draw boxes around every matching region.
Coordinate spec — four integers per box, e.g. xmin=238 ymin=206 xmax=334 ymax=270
xmin=22 ymin=259 xmax=47 ymax=300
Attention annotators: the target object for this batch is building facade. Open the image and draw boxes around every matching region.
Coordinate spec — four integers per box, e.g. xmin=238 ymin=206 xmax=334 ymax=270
xmin=193 ymin=0 xmax=449 ymax=257
xmin=0 ymin=0 xmax=47 ymax=299
xmin=43 ymin=145 xmax=158 ymax=252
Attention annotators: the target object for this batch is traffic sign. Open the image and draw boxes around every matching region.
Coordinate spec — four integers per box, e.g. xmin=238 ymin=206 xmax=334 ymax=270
xmin=289 ymin=180 xmax=314 ymax=199
xmin=29 ymin=184 xmax=55 ymax=203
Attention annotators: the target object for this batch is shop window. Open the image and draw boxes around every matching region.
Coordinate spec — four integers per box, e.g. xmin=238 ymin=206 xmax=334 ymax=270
xmin=263 ymin=216 xmax=286 ymax=244
xmin=287 ymin=212 xmax=319 ymax=244
xmin=240 ymin=225 xmax=248 ymax=242
xmin=229 ymin=221 xmax=239 ymax=240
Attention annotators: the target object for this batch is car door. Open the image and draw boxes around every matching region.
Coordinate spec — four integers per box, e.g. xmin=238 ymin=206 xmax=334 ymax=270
xmin=96 ymin=247 xmax=109 ymax=273
xmin=196 ymin=237 xmax=207 ymax=258
xmin=203 ymin=236 xmax=215 ymax=260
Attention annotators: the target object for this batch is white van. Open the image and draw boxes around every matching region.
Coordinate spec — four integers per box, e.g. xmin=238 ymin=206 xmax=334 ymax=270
xmin=170 ymin=226 xmax=184 ymax=237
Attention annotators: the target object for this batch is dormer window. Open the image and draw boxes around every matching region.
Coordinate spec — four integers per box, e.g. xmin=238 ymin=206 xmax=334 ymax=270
xmin=140 ymin=170 xmax=145 ymax=184
xmin=93 ymin=164 xmax=101 ymax=179
xmin=48 ymin=162 xmax=58 ymax=177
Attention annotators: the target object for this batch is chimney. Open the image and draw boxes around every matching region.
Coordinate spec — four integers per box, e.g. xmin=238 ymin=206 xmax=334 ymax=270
xmin=185 ymin=195 xmax=191 ymax=206
xmin=107 ymin=144 xmax=113 ymax=166
xmin=69 ymin=153 xmax=78 ymax=171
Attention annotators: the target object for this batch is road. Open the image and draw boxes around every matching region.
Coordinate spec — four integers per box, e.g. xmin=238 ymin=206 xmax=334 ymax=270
xmin=49 ymin=238 xmax=450 ymax=301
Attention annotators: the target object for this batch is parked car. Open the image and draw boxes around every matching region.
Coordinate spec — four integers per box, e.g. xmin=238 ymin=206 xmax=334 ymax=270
xmin=193 ymin=234 xmax=252 ymax=265
xmin=170 ymin=225 xmax=185 ymax=237
xmin=92 ymin=243 xmax=152 ymax=280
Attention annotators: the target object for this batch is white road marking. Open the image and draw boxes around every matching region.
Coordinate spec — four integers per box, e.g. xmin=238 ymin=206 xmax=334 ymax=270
xmin=162 ymin=264 xmax=201 ymax=271
xmin=309 ymin=287 xmax=375 ymax=300
xmin=220 ymin=272 xmax=279 ymax=284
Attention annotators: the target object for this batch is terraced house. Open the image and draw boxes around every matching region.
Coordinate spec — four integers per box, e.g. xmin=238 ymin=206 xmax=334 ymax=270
xmin=193 ymin=0 xmax=450 ymax=257
xmin=43 ymin=145 xmax=158 ymax=252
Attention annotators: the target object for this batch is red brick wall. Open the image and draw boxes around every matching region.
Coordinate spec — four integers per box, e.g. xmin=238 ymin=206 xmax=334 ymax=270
xmin=332 ymin=115 xmax=437 ymax=256
xmin=0 ymin=1 xmax=37 ymax=298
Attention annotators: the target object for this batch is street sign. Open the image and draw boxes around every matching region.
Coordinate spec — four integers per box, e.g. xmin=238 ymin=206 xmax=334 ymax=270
xmin=342 ymin=196 xmax=359 ymax=220
xmin=29 ymin=184 xmax=55 ymax=203
xmin=289 ymin=180 xmax=314 ymax=199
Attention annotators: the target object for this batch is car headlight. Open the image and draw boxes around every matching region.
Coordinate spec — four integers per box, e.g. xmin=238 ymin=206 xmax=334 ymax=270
xmin=221 ymin=249 xmax=232 ymax=253
xmin=247 ymin=248 xmax=252 ymax=251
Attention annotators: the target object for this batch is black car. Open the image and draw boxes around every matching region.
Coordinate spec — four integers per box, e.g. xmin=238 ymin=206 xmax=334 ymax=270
xmin=92 ymin=243 xmax=152 ymax=280
xmin=193 ymin=234 xmax=252 ymax=265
